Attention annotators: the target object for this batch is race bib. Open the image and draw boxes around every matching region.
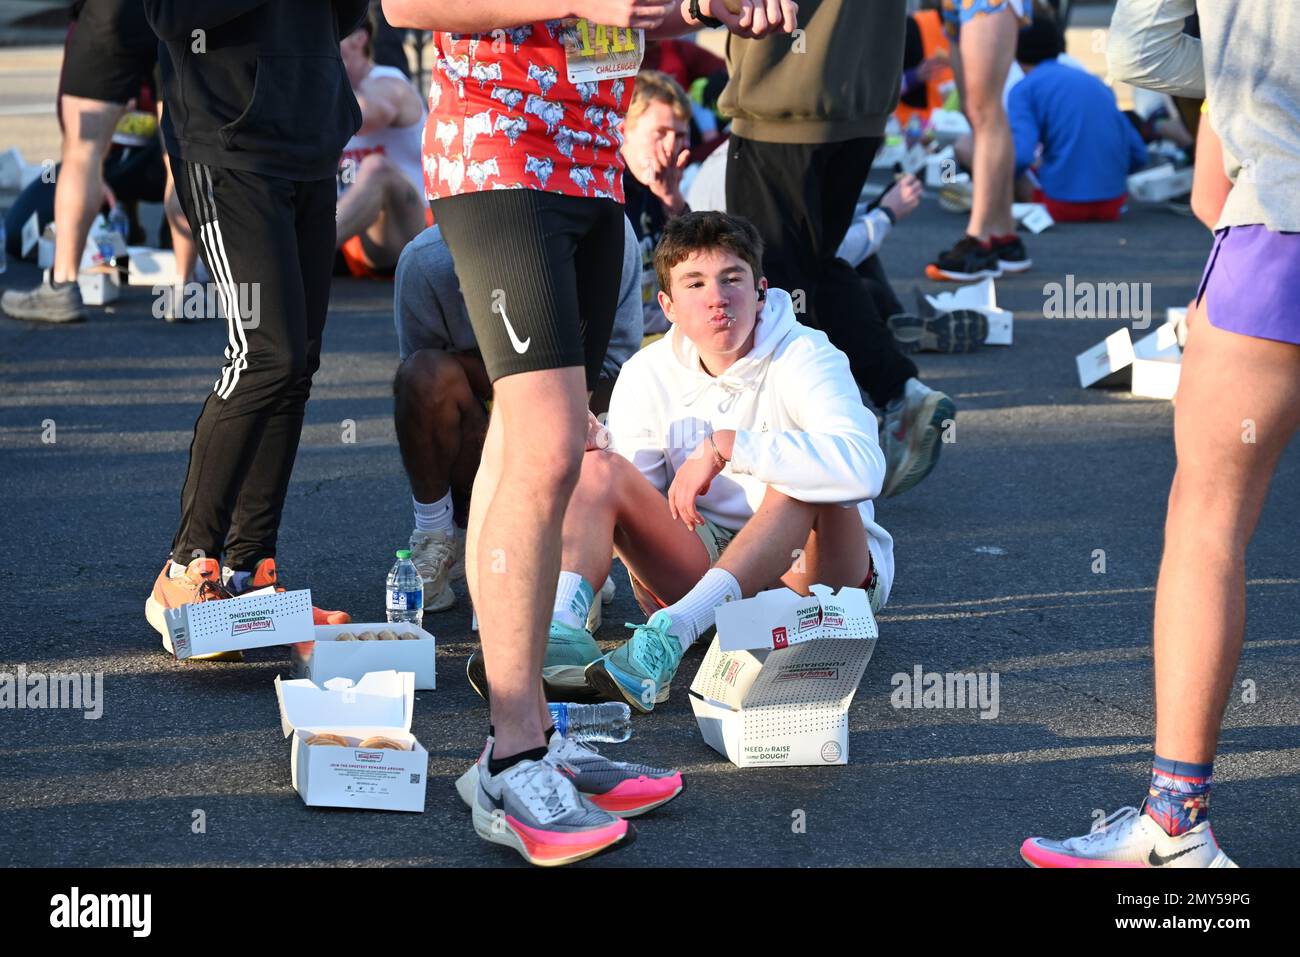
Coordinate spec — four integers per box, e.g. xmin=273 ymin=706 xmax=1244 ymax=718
xmin=560 ymin=18 xmax=644 ymax=84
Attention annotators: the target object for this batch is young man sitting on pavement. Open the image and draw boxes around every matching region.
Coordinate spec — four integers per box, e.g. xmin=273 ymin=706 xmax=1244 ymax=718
xmin=392 ymin=216 xmax=643 ymax=616
xmin=335 ymin=13 xmax=429 ymax=279
xmin=469 ymin=211 xmax=894 ymax=712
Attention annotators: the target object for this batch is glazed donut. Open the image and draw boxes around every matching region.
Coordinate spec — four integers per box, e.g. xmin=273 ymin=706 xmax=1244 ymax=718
xmin=358 ymin=735 xmax=408 ymax=751
xmin=304 ymin=733 xmax=350 ymax=747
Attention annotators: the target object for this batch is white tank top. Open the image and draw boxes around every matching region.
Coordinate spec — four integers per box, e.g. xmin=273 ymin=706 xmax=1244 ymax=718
xmin=340 ymin=65 xmax=427 ymax=196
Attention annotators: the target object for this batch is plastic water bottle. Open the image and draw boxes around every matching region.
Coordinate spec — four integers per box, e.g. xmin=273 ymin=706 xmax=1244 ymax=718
xmin=549 ymin=702 xmax=631 ymax=744
xmin=385 ymin=549 xmax=424 ymax=627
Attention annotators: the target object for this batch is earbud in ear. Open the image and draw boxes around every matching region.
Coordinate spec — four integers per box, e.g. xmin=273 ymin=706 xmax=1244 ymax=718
xmin=757 ymin=289 xmax=766 ymax=301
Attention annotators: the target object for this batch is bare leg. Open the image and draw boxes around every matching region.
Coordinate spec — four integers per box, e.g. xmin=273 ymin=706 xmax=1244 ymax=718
xmin=563 ymin=449 xmax=711 ymax=599
xmin=1153 ymin=312 xmax=1300 ymax=763
xmin=474 ymin=367 xmax=588 ymax=759
xmin=52 ymin=96 xmax=123 ymax=283
xmin=336 ymin=155 xmax=426 ymax=269
xmin=393 ymin=349 xmax=488 ymax=509
xmin=718 ymin=489 xmax=872 ymax=595
xmin=955 ymin=10 xmax=1019 ymax=240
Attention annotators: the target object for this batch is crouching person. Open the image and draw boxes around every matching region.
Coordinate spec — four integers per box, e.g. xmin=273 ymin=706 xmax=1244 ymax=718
xmin=561 ymin=211 xmax=896 ymax=712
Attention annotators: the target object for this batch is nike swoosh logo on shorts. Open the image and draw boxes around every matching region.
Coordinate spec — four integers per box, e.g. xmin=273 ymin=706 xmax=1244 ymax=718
xmin=1148 ymin=842 xmax=1205 ymax=866
xmin=498 ymin=303 xmax=531 ymax=354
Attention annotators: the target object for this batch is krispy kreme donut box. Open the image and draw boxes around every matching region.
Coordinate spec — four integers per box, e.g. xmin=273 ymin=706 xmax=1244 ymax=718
xmin=166 ymin=586 xmax=315 ymax=660
xmin=275 ymin=670 xmax=428 ymax=812
xmin=688 ymin=584 xmax=879 ymax=768
xmin=292 ymin=622 xmax=436 ymax=690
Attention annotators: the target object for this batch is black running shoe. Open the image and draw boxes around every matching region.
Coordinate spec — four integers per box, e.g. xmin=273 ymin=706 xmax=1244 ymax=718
xmin=926 ymin=235 xmax=1002 ymax=282
xmin=888 ymin=309 xmax=988 ymax=353
xmin=991 ymin=233 xmax=1033 ymax=273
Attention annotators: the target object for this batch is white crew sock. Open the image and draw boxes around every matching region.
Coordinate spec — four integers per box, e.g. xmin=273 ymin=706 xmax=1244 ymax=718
xmin=886 ymin=377 xmax=931 ymax=415
xmin=413 ymin=492 xmax=454 ymax=535
xmin=658 ymin=567 xmax=742 ymax=652
xmin=552 ymin=572 xmax=594 ymax=631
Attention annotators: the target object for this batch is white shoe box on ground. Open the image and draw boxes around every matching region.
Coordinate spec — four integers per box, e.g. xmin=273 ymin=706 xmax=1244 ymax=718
xmin=76 ymin=267 xmax=120 ymax=306
xmin=127 ymin=246 xmax=179 ymax=286
xmin=1130 ymin=323 xmax=1182 ymax=399
xmin=1077 ymin=327 xmax=1137 ymax=388
xmin=275 ymin=671 xmax=428 ymax=813
xmin=1131 ymin=357 xmax=1181 ymax=399
xmin=1077 ymin=323 xmax=1181 ymax=390
xmin=1127 ymin=164 xmax=1194 ymax=202
xmin=688 ymin=584 xmax=878 ymax=768
xmin=293 ymin=622 xmax=437 ymax=690
xmin=164 ymin=586 xmax=315 ymax=660
xmin=1011 ymin=202 xmax=1055 ymax=233
xmin=925 ymin=277 xmax=1013 ymax=346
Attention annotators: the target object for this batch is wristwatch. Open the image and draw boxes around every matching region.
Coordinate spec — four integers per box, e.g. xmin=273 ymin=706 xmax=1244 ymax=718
xmin=689 ymin=0 xmax=724 ymax=29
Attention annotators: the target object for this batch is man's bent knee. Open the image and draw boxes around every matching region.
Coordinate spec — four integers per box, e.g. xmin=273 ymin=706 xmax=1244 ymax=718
xmin=394 ymin=348 xmax=471 ymax=401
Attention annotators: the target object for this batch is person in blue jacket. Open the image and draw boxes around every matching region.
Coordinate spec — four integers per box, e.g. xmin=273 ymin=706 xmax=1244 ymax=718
xmin=1009 ymin=15 xmax=1148 ymax=221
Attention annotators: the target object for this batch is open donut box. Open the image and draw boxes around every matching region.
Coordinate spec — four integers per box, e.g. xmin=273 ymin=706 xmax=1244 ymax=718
xmin=275 ymin=670 xmax=428 ymax=812
xmin=292 ymin=622 xmax=437 ymax=690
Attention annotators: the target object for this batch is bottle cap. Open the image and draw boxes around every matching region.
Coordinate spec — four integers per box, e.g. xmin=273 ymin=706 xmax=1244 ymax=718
xmin=396 ymin=549 xmax=411 ymax=559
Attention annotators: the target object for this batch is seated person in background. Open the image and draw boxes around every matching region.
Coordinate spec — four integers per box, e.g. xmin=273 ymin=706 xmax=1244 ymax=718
xmin=512 ymin=212 xmax=895 ymax=713
xmin=391 ymin=216 xmax=643 ymax=615
xmin=335 ymin=12 xmax=429 ymax=278
xmin=641 ymin=38 xmax=728 ymax=156
xmin=1008 ymin=15 xmax=1148 ymax=222
xmin=622 ymin=70 xmax=695 ymax=337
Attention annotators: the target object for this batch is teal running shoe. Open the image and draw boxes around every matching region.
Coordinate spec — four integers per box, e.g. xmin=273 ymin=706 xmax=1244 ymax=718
xmin=543 ymin=620 xmax=602 ymax=697
xmin=467 ymin=619 xmax=602 ymax=702
xmin=585 ymin=611 xmax=683 ymax=713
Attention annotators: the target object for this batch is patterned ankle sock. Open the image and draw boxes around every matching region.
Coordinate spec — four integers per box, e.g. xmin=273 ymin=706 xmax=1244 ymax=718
xmin=1144 ymin=755 xmax=1213 ymax=836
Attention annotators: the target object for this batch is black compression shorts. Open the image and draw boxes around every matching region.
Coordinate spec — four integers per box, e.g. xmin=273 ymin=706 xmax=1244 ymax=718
xmin=61 ymin=0 xmax=158 ymax=105
xmin=429 ymin=189 xmax=625 ymax=390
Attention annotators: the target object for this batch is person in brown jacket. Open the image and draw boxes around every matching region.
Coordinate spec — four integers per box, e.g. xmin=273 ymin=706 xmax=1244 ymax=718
xmin=721 ymin=0 xmax=958 ymax=498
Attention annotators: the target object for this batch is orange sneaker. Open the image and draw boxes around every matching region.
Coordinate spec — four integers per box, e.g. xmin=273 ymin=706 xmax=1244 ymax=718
xmin=145 ymin=557 xmax=244 ymax=662
xmin=234 ymin=557 xmax=351 ymax=626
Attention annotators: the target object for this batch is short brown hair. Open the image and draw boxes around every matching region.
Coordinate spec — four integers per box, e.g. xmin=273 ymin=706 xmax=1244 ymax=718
xmin=627 ymin=69 xmax=692 ymax=127
xmin=654 ymin=211 xmax=765 ymax=299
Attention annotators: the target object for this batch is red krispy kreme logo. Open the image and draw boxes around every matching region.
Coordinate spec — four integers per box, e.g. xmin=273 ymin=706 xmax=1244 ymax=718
xmin=772 ymin=626 xmax=788 ymax=649
xmin=232 ymin=617 xmax=274 ymax=635
xmin=356 ymin=751 xmax=383 ymax=763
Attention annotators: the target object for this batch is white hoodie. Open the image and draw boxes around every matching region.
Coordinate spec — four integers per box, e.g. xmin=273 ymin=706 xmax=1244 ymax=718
xmin=606 ymin=287 xmax=894 ymax=606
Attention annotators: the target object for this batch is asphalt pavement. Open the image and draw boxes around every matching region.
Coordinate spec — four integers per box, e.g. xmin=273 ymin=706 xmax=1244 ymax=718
xmin=3 ymin=151 xmax=1299 ymax=867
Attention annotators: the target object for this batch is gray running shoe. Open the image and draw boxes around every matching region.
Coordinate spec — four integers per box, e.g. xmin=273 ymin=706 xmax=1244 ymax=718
xmin=467 ymin=741 xmax=631 ymax=866
xmin=457 ymin=732 xmax=683 ymax=818
xmin=882 ymin=379 xmax=956 ymax=498
xmin=1 ymin=280 xmax=88 ymax=323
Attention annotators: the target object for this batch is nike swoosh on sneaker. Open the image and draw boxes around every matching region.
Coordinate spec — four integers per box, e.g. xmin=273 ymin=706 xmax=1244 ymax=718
xmin=1148 ymin=842 xmax=1206 ymax=866
xmin=497 ymin=303 xmax=531 ymax=354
